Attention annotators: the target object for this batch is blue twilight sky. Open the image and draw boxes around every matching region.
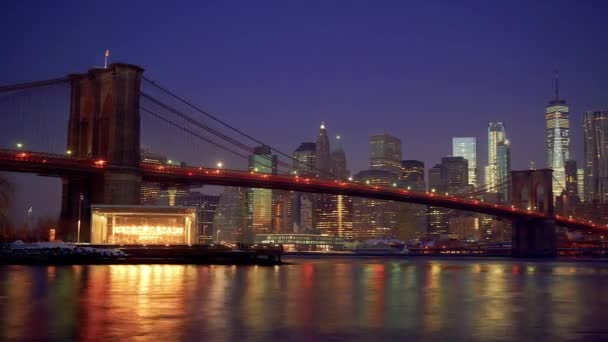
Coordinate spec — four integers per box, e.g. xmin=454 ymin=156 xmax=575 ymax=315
xmin=1 ymin=0 xmax=608 ymax=222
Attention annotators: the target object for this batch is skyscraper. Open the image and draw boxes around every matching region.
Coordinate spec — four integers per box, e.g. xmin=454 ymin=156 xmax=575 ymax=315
xmin=401 ymin=160 xmax=426 ymax=191
xmin=370 ymin=134 xmax=402 ymax=175
xmin=213 ymin=187 xmax=248 ymax=242
xmin=247 ymin=146 xmax=278 ymax=239
xmin=583 ymin=110 xmax=608 ymax=202
xmin=352 ymin=169 xmax=398 ymax=240
xmin=546 ymin=72 xmax=570 ymax=199
xmin=452 ymin=137 xmax=478 ymax=188
xmin=398 ymin=160 xmax=427 ymax=240
xmin=486 ymin=122 xmax=507 ymax=193
xmin=315 ymin=122 xmax=331 ymax=176
xmin=565 ymin=159 xmax=579 ymax=199
xmin=577 ymin=168 xmax=585 ymax=201
xmin=293 ymin=142 xmax=316 ymax=176
xmin=292 ymin=142 xmax=316 ymax=233
xmin=496 ymin=140 xmax=511 ymax=202
xmin=331 ymin=135 xmax=349 ymax=178
xmin=440 ymin=156 xmax=469 ymax=194
xmin=180 ymin=192 xmax=219 ymax=243
xmin=318 ymin=135 xmax=353 ymax=239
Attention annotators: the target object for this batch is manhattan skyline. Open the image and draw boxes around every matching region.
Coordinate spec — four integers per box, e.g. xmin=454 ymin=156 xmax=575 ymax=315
xmin=1 ymin=1 xmax=608 ymax=222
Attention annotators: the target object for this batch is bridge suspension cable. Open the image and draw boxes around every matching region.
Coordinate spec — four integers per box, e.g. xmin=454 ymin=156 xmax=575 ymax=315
xmin=141 ymin=77 xmax=346 ymax=181
xmin=140 ymin=93 xmax=296 ymax=174
xmin=0 ymin=77 xmax=70 ymax=93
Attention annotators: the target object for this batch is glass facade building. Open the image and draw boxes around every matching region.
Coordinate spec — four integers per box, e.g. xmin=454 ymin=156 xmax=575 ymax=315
xmin=583 ymin=110 xmax=608 ymax=203
xmin=452 ymin=137 xmax=478 ymax=188
xmin=90 ymin=205 xmax=197 ymax=245
xmin=546 ymin=76 xmax=570 ymax=199
xmin=486 ymin=122 xmax=507 ymax=193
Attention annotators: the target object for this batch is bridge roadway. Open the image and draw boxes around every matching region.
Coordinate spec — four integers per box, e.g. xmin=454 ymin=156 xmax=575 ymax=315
xmin=0 ymin=148 xmax=604 ymax=234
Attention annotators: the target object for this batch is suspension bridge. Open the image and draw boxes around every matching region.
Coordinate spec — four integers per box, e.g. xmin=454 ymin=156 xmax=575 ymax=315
xmin=0 ymin=63 xmax=604 ymax=257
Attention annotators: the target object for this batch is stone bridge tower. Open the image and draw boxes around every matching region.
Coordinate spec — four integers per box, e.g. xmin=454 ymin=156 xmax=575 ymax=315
xmin=60 ymin=63 xmax=143 ymax=241
xmin=510 ymin=169 xmax=556 ymax=257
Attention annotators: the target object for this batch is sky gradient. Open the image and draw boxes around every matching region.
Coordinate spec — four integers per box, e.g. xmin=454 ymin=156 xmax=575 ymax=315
xmin=1 ymin=0 xmax=608 ymax=222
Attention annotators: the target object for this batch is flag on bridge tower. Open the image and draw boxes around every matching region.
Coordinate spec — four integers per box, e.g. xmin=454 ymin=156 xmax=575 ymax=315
xmin=104 ymin=49 xmax=110 ymax=68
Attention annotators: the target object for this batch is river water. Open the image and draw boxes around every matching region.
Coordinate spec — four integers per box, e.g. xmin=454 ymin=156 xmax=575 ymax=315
xmin=1 ymin=257 xmax=608 ymax=341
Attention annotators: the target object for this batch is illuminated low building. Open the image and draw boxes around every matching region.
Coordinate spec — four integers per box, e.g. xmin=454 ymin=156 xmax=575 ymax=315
xmin=254 ymin=234 xmax=345 ymax=251
xmin=90 ymin=205 xmax=197 ymax=245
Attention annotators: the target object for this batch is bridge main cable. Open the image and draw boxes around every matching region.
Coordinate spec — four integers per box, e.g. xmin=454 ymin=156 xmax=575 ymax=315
xmin=0 ymin=77 xmax=70 ymax=93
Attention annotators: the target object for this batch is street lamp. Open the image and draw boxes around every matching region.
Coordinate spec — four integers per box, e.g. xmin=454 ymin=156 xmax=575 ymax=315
xmin=217 ymin=161 xmax=223 ymax=168
xmin=16 ymin=142 xmax=23 ymax=149
xmin=66 ymin=149 xmax=72 ymax=156
xmin=216 ymin=229 xmax=222 ymax=243
xmin=77 ymin=193 xmax=84 ymax=243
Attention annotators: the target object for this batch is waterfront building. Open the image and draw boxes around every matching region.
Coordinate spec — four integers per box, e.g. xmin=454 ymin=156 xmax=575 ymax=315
xmin=452 ymin=137 xmax=478 ymax=188
xmin=90 ymin=205 xmax=197 ymax=245
xmin=179 ymin=192 xmax=219 ymax=243
xmin=370 ymin=133 xmax=402 ymax=175
xmin=255 ymin=234 xmax=346 ymax=252
xmin=546 ymin=73 xmax=570 ymax=199
xmin=213 ymin=187 xmax=248 ymax=242
xmin=583 ymin=110 xmax=608 ymax=202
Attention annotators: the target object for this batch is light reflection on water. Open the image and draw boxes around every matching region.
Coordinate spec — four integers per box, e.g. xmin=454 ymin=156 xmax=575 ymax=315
xmin=1 ymin=258 xmax=608 ymax=341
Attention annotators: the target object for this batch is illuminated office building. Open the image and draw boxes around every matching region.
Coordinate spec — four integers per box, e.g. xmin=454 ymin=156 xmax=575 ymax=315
xmin=213 ymin=187 xmax=248 ymax=242
xmin=293 ymin=142 xmax=316 ymax=176
xmin=315 ymin=122 xmax=331 ymax=175
xmin=577 ymin=168 xmax=585 ymax=201
xmin=370 ymin=134 xmax=402 ymax=175
xmin=398 ymin=160 xmax=426 ymax=240
xmin=292 ymin=142 xmax=316 ymax=233
xmin=452 ymin=137 xmax=478 ymax=188
xmin=496 ymin=140 xmax=511 ymax=202
xmin=546 ymin=73 xmax=570 ymax=199
xmin=583 ymin=110 xmax=608 ymax=202
xmin=317 ymin=135 xmax=353 ymax=239
xmin=180 ymin=192 xmax=219 ymax=244
xmin=401 ymin=160 xmax=426 ymax=191
xmin=352 ymin=169 xmax=398 ymax=240
xmin=564 ymin=160 xmax=579 ymax=200
xmin=485 ymin=122 xmax=507 ymax=193
xmin=247 ymin=146 xmax=278 ymax=239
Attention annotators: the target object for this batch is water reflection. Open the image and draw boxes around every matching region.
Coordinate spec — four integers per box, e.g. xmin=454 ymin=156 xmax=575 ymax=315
xmin=1 ymin=259 xmax=608 ymax=341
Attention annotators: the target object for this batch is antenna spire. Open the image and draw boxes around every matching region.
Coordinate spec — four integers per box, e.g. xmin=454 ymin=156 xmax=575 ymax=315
xmin=554 ymin=69 xmax=559 ymax=101
xmin=104 ymin=49 xmax=110 ymax=69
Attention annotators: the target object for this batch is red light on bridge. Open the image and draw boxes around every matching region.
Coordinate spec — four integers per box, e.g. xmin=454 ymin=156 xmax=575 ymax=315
xmin=94 ymin=159 xmax=107 ymax=166
xmin=16 ymin=152 xmax=28 ymax=158
xmin=187 ymin=172 xmax=193 ymax=176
